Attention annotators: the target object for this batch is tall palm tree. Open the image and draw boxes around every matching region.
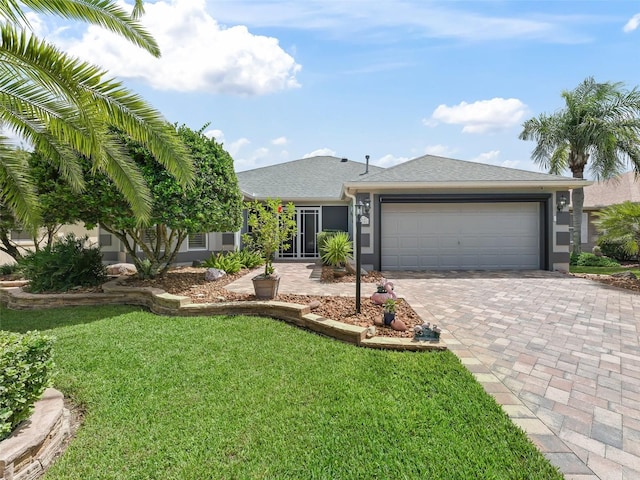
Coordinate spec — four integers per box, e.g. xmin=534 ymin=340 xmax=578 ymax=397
xmin=0 ymin=0 xmax=194 ymax=226
xmin=520 ymin=77 xmax=640 ymax=254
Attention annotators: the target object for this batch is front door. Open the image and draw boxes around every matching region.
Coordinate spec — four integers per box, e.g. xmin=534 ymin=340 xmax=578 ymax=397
xmin=279 ymin=207 xmax=321 ymax=259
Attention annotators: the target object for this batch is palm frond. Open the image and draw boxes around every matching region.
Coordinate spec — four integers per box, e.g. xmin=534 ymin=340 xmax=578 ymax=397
xmin=0 ymin=139 xmax=40 ymax=225
xmin=17 ymin=0 xmax=160 ymax=56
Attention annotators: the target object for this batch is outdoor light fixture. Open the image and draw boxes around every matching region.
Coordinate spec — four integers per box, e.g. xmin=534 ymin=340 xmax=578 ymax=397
xmin=556 ymin=194 xmax=568 ymax=211
xmin=355 ymin=198 xmax=371 ymax=314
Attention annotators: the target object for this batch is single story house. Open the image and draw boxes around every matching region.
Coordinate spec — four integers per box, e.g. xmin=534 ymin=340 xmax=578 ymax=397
xmin=571 ymin=171 xmax=640 ymax=252
xmin=100 ymin=154 xmax=590 ymax=272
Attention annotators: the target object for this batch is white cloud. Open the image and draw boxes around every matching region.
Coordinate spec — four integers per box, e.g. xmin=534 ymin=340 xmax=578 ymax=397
xmin=426 ymin=98 xmax=528 ymax=134
xmin=271 ymin=136 xmax=288 ymax=146
xmin=303 ymin=148 xmax=336 ymax=158
xmin=58 ymin=0 xmax=301 ymax=95
xmin=375 ymin=154 xmax=410 ymax=167
xmin=472 ymin=150 xmax=520 ymax=169
xmin=235 ymin=147 xmax=272 ymax=171
xmin=424 ymin=144 xmax=457 ymax=157
xmin=473 ymin=150 xmax=500 ymax=163
xmin=212 ymin=1 xmax=590 ymax=43
xmin=0 ymin=126 xmax=29 ymax=148
xmin=624 ymin=14 xmax=640 ymax=32
xmin=204 ymin=129 xmax=224 ymax=141
xmin=227 ymin=138 xmax=250 ymax=157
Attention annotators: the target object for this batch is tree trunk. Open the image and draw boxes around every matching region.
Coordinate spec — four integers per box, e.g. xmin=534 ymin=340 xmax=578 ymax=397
xmin=0 ymin=232 xmax=23 ymax=262
xmin=571 ymin=162 xmax=586 ymax=255
xmin=571 ymin=187 xmax=585 ymax=255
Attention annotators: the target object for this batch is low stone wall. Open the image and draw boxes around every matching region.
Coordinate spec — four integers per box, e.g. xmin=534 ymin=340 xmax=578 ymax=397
xmin=0 ymin=279 xmax=445 ymax=352
xmin=0 ymin=388 xmax=69 ymax=480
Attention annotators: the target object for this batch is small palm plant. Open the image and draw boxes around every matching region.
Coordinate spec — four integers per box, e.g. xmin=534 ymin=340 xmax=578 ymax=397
xmin=320 ymin=232 xmax=353 ymax=269
xmin=594 ymin=201 xmax=640 ymax=260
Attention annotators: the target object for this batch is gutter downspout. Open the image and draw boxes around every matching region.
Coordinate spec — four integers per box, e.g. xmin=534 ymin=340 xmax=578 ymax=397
xmin=344 ymin=189 xmax=358 ymax=252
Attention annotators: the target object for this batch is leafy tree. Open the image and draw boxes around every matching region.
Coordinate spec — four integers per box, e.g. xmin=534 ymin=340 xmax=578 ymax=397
xmin=594 ymin=201 xmax=640 ymax=260
xmin=0 ymin=0 xmax=194 ymax=227
xmin=80 ymin=125 xmax=243 ymax=278
xmin=520 ymin=77 xmax=640 ymax=253
xmin=0 ymin=151 xmax=88 ymax=261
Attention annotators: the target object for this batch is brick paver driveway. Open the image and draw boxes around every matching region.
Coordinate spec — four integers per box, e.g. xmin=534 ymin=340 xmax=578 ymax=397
xmin=387 ymin=270 xmax=640 ymax=480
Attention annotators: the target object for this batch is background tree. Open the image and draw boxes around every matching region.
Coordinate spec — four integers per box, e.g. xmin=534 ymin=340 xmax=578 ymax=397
xmin=594 ymin=201 xmax=640 ymax=260
xmin=0 ymin=151 xmax=86 ymax=261
xmin=80 ymin=125 xmax=243 ymax=278
xmin=519 ymin=77 xmax=640 ymax=253
xmin=0 ymin=0 xmax=193 ymax=227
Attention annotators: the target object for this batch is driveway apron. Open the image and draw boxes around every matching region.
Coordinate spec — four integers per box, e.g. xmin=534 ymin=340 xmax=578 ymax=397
xmin=387 ymin=270 xmax=640 ymax=480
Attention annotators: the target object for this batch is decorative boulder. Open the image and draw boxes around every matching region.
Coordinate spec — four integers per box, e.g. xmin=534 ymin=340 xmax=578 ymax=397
xmin=345 ymin=260 xmax=367 ymax=276
xmin=106 ymin=263 xmax=137 ymax=275
xmin=205 ymin=268 xmax=226 ymax=281
xmin=390 ymin=318 xmax=407 ymax=331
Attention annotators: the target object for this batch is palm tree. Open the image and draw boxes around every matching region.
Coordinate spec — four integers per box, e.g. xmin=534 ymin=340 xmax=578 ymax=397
xmin=0 ymin=0 xmax=194 ymax=226
xmin=594 ymin=201 xmax=640 ymax=260
xmin=520 ymin=77 xmax=640 ymax=253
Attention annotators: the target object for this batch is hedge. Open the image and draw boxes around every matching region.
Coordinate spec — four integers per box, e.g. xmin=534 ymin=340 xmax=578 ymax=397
xmin=0 ymin=330 xmax=55 ymax=440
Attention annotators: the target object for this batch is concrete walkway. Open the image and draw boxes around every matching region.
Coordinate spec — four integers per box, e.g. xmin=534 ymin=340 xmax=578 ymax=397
xmin=227 ymin=264 xmax=640 ymax=479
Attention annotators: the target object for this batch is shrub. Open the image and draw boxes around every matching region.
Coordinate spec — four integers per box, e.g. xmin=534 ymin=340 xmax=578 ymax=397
xmin=317 ymin=230 xmax=342 ymax=264
xmin=0 ymin=263 xmax=19 ymax=275
xmin=575 ymin=252 xmax=620 ymax=267
xmin=18 ymin=234 xmax=106 ymax=292
xmin=570 ymin=251 xmax=580 ymax=266
xmin=228 ymin=249 xmax=264 ymax=269
xmin=597 ymin=238 xmax=636 ymax=262
xmin=203 ymin=252 xmax=243 ymax=274
xmin=0 ymin=331 xmax=55 ymax=440
xmin=320 ymin=232 xmax=353 ymax=268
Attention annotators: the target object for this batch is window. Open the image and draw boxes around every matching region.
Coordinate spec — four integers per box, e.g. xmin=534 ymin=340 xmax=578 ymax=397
xmin=99 ymin=234 xmax=112 ymax=247
xmin=137 ymin=228 xmax=158 ymax=252
xmin=10 ymin=230 xmax=32 ymax=242
xmin=188 ymin=233 xmax=207 ymax=250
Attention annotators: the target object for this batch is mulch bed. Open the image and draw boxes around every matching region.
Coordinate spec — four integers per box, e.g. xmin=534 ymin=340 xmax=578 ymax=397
xmin=120 ymin=266 xmax=420 ymax=338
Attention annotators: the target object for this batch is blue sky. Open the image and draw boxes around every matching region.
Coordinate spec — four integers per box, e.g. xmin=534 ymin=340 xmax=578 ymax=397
xmin=38 ymin=1 xmax=640 ymax=175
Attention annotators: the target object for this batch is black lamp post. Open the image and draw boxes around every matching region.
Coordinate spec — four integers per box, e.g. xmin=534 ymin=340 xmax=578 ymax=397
xmin=355 ymin=198 xmax=371 ymax=313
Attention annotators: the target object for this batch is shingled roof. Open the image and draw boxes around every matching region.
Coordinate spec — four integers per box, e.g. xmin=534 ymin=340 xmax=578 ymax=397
xmin=237 ymin=156 xmax=383 ymax=200
xmin=350 ymin=154 xmax=580 ymax=184
xmin=582 ymin=171 xmax=640 ymax=209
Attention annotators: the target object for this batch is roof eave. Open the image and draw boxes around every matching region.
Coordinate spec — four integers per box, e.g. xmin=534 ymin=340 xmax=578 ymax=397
xmin=342 ymin=179 xmax=593 ymax=196
xmin=241 ymin=193 xmax=343 ymax=203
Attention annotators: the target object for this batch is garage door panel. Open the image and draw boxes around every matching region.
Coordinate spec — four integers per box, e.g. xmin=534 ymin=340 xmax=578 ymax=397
xmin=382 ymin=202 xmax=540 ymax=270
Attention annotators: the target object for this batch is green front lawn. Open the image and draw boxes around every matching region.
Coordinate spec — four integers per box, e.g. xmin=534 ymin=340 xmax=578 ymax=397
xmin=570 ymin=265 xmax=640 ymax=275
xmin=1 ymin=306 xmax=561 ymax=479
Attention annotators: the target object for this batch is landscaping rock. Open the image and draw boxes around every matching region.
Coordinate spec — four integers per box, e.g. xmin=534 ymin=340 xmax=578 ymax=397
xmin=205 ymin=268 xmax=226 ymax=281
xmin=308 ymin=300 xmax=321 ymax=310
xmin=345 ymin=259 xmax=367 ymax=276
xmin=390 ymin=318 xmax=407 ymax=331
xmin=611 ymin=271 xmax=638 ymax=280
xmin=106 ymin=263 xmax=137 ymax=275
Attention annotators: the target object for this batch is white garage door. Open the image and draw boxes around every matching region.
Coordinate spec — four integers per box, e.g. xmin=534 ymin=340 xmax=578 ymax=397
xmin=381 ymin=202 xmax=540 ymax=270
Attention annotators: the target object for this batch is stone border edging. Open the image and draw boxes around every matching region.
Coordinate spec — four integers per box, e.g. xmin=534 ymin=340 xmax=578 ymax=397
xmin=0 ymin=388 xmax=69 ymax=480
xmin=0 ymin=279 xmax=445 ymax=352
